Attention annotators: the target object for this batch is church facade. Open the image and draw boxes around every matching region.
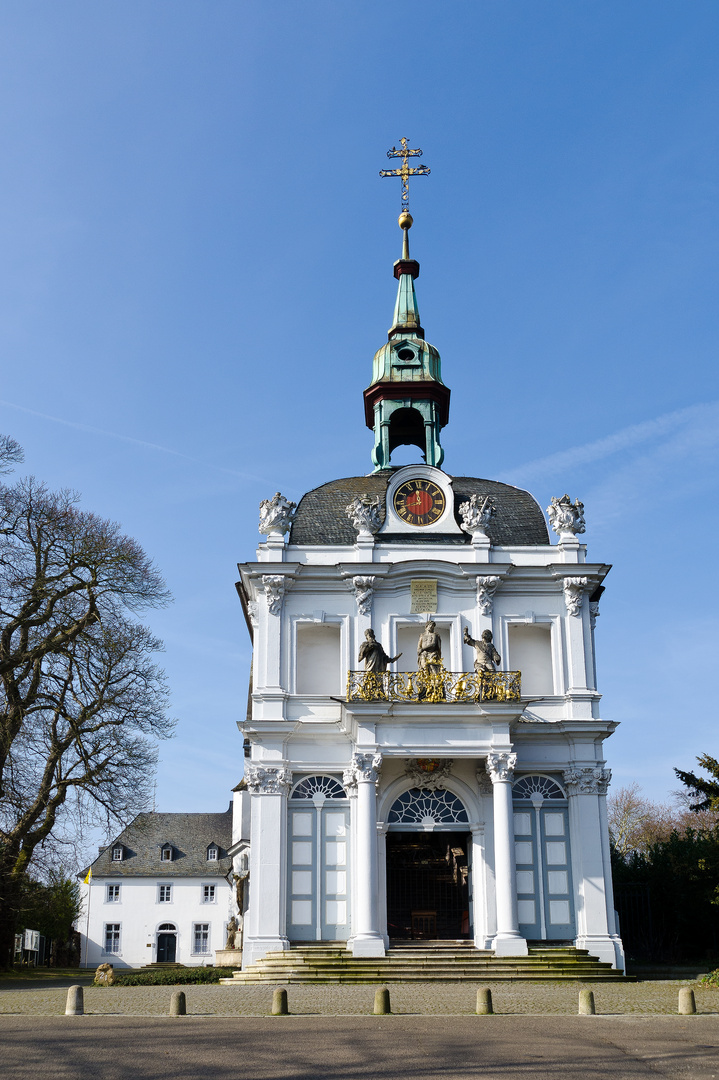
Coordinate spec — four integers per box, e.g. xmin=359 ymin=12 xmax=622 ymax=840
xmin=236 ymin=204 xmax=624 ymax=972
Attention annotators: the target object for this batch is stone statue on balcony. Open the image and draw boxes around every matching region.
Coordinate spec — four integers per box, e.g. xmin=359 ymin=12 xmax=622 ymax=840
xmin=358 ymin=629 xmax=401 ymax=672
xmin=464 ymin=626 xmax=501 ymax=673
xmin=418 ymin=621 xmax=443 ymax=675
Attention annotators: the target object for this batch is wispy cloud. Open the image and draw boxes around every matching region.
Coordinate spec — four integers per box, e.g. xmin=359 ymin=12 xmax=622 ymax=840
xmin=0 ymin=398 xmax=266 ymax=484
xmin=500 ymin=400 xmax=719 ymax=486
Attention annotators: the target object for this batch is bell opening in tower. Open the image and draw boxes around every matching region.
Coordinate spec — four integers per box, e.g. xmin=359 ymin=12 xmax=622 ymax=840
xmin=388 ymin=407 xmax=426 ymax=458
xmin=386 ymin=832 xmax=471 ymax=941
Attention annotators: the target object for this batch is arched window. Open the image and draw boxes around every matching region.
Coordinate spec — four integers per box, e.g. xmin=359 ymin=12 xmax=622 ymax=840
xmin=388 ymin=787 xmax=469 ymax=825
xmin=291 ymin=775 xmax=346 ymax=800
xmin=157 ymin=923 xmax=176 ymax=932
xmin=512 ymin=775 xmax=565 ymax=800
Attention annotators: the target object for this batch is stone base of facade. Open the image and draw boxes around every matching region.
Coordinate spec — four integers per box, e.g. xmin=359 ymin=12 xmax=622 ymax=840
xmin=215 ymin=949 xmax=242 ymax=968
xmin=242 ymin=936 xmax=290 ymax=968
xmin=576 ymin=933 xmax=625 ymax=971
xmin=492 ymin=933 xmax=529 ymax=957
xmin=351 ymin=934 xmax=386 ymax=958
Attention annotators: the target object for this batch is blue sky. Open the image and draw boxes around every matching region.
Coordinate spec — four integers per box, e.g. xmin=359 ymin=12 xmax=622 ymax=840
xmin=1 ymin=1 xmax=717 ymax=815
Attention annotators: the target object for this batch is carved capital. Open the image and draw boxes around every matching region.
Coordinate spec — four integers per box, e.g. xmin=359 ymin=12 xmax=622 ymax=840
xmin=246 ymin=600 xmax=259 ymax=629
xmin=262 ymin=575 xmax=286 ymax=616
xmin=475 ymin=768 xmax=494 ymax=796
xmin=485 ymin=752 xmax=517 ymax=783
xmin=589 ymin=601 xmax=600 ymax=630
xmin=405 ymin=758 xmax=453 ymax=791
xmin=459 ymin=494 xmax=496 ymax=539
xmin=547 ymin=494 xmax=586 ymax=539
xmin=244 ymin=763 xmax=292 ymax=795
xmin=563 ymin=577 xmax=589 ymax=617
xmin=346 ymin=495 xmax=381 ymax=537
xmin=563 ymin=766 xmax=611 ymax=795
xmin=343 ymin=751 xmax=382 ymax=790
xmin=351 ymin=576 xmax=377 ymax=617
xmin=475 ymin=575 xmax=501 ymax=616
xmin=258 ymin=492 xmax=296 ymax=537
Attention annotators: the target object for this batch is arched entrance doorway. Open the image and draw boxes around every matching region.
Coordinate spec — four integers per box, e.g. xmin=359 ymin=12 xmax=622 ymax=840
xmin=386 ymin=787 xmax=471 ymax=940
xmin=156 ymin=923 xmax=177 ymax=963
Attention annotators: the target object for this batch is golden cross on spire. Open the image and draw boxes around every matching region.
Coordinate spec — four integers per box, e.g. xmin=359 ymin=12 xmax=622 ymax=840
xmin=379 ymin=137 xmax=430 ymax=211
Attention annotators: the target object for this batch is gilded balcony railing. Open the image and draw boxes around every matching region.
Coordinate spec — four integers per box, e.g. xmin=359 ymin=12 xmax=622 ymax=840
xmin=345 ymin=668 xmax=521 ymax=704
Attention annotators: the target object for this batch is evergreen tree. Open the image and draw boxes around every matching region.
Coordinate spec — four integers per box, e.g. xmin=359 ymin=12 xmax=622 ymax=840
xmin=675 ymin=755 xmax=719 ymax=813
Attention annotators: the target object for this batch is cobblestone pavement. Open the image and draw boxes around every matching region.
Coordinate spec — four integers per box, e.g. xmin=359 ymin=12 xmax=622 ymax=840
xmin=1 ymin=979 xmax=717 ymax=1016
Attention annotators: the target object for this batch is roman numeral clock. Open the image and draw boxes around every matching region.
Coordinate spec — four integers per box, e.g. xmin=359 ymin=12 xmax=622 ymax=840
xmin=380 ymin=466 xmax=463 ymax=536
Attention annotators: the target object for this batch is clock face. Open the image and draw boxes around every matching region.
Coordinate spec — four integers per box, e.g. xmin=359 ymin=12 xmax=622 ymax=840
xmin=392 ymin=478 xmax=446 ymax=527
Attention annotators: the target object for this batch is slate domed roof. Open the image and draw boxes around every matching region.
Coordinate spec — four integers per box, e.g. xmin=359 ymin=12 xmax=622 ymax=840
xmin=288 ymin=473 xmax=549 ymax=547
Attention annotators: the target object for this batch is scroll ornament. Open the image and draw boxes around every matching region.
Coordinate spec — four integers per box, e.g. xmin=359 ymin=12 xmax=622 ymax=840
xmin=547 ymin=494 xmax=586 ymax=539
xmin=244 ymin=764 xmax=293 ymax=795
xmin=485 ymin=751 xmax=517 ymax=783
xmin=563 ymin=577 xmax=588 ymax=617
xmin=262 ymin=575 xmax=286 ymax=616
xmin=476 ymin=575 xmax=501 ymax=616
xmin=352 ymin=576 xmax=377 ymax=617
xmin=563 ymin=766 xmax=611 ymax=795
xmin=346 ymin=495 xmax=382 ymax=537
xmin=258 ymin=492 xmax=296 ymax=537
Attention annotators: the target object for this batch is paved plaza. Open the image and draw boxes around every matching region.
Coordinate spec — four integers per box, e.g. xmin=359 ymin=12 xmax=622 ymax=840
xmin=1 ymin=1014 xmax=719 ymax=1080
xmin=1 ymin=978 xmax=718 ymax=1017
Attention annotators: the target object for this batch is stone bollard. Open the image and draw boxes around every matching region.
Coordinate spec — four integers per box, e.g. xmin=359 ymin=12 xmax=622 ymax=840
xmin=578 ymin=988 xmax=596 ymax=1015
xmin=476 ymin=988 xmax=493 ymax=1015
xmin=272 ymin=988 xmax=289 ymax=1016
xmin=374 ymin=987 xmax=391 ymax=1015
xmin=65 ymin=985 xmax=84 ymax=1016
xmin=170 ymin=991 xmax=186 ymax=1016
xmin=678 ymin=988 xmax=696 ymax=1015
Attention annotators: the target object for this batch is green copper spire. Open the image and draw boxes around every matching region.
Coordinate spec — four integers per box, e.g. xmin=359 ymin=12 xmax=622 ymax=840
xmin=389 ymin=216 xmax=422 ymax=337
xmin=363 ymin=211 xmax=450 ymax=471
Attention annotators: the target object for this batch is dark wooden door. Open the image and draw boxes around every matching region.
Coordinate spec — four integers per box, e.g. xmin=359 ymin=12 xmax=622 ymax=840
xmin=157 ymin=933 xmax=176 ymax=962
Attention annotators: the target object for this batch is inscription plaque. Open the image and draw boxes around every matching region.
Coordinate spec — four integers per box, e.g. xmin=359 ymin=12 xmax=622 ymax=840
xmin=410 ymin=579 xmax=438 ymax=614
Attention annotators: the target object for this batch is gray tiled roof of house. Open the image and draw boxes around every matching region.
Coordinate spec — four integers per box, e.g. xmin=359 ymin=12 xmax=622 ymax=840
xmin=288 ymin=474 xmax=550 ymax=546
xmin=85 ymin=809 xmax=233 ymax=878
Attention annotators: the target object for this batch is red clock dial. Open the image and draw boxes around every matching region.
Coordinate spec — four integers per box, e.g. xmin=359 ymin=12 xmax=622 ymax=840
xmin=392 ymin=479 xmax=446 ymax=527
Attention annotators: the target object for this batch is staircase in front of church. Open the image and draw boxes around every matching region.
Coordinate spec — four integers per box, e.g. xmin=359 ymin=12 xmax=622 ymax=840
xmin=220 ymin=941 xmax=626 ymax=983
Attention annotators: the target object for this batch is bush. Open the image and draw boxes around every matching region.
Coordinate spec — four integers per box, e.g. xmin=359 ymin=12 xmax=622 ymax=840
xmin=702 ymin=970 xmax=719 ymax=988
xmin=105 ymin=967 xmax=236 ymax=987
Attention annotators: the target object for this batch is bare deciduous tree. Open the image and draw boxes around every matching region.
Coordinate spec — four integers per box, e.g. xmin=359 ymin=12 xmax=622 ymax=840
xmin=0 ymin=445 xmax=173 ymax=967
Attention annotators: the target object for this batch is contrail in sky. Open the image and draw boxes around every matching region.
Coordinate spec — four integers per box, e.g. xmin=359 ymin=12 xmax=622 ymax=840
xmin=0 ymin=399 xmax=266 ymax=483
xmin=499 ymin=400 xmax=719 ymax=485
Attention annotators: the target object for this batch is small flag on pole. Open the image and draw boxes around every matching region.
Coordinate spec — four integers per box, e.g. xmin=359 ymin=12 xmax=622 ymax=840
xmin=83 ymin=868 xmax=92 ymax=885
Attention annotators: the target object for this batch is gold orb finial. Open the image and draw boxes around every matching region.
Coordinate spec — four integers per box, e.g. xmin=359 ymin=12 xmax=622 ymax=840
xmin=398 ymin=211 xmax=413 ymax=230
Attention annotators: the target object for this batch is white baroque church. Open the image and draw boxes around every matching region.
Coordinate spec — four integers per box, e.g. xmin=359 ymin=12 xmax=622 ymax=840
xmin=234 ymin=201 xmax=624 ymax=976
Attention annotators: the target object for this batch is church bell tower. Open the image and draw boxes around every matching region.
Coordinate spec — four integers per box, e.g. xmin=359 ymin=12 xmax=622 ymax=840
xmin=365 ymin=142 xmax=450 ymax=471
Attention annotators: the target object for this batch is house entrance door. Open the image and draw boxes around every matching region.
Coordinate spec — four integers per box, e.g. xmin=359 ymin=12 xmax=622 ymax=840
xmin=386 ymin=832 xmax=471 ymax=940
xmin=157 ymin=926 xmax=177 ymax=962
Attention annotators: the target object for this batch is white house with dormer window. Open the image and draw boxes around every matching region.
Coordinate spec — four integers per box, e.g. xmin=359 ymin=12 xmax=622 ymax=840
xmin=79 ymin=806 xmax=247 ymax=969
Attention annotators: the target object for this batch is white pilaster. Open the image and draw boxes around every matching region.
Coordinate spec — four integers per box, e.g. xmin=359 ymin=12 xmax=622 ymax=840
xmin=564 ymin=765 xmax=624 ymax=970
xmin=486 ymin=751 xmax=528 ymax=956
xmin=344 ymin=752 xmax=385 ymax=957
xmin=242 ymin=764 xmax=292 ymax=966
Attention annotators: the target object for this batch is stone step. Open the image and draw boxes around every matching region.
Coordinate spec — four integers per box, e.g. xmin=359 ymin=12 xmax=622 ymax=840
xmin=219 ymin=943 xmax=625 ymax=985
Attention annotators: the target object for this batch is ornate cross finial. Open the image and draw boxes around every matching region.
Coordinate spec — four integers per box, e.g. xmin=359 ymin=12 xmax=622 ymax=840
xmin=379 ymin=137 xmax=430 ymax=212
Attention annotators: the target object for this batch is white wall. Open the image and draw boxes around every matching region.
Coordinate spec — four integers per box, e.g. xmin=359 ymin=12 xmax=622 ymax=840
xmin=79 ymin=876 xmax=234 ymax=969
xmin=296 ymin=624 xmax=341 ymax=694
xmin=508 ymin=624 xmax=554 ymax=696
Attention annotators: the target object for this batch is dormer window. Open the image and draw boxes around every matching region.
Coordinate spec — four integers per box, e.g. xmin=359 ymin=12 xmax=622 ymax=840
xmin=207 ymin=845 xmax=218 ymax=862
xmin=111 ymin=845 xmax=124 ymax=862
xmin=160 ymin=845 xmax=173 ymax=862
